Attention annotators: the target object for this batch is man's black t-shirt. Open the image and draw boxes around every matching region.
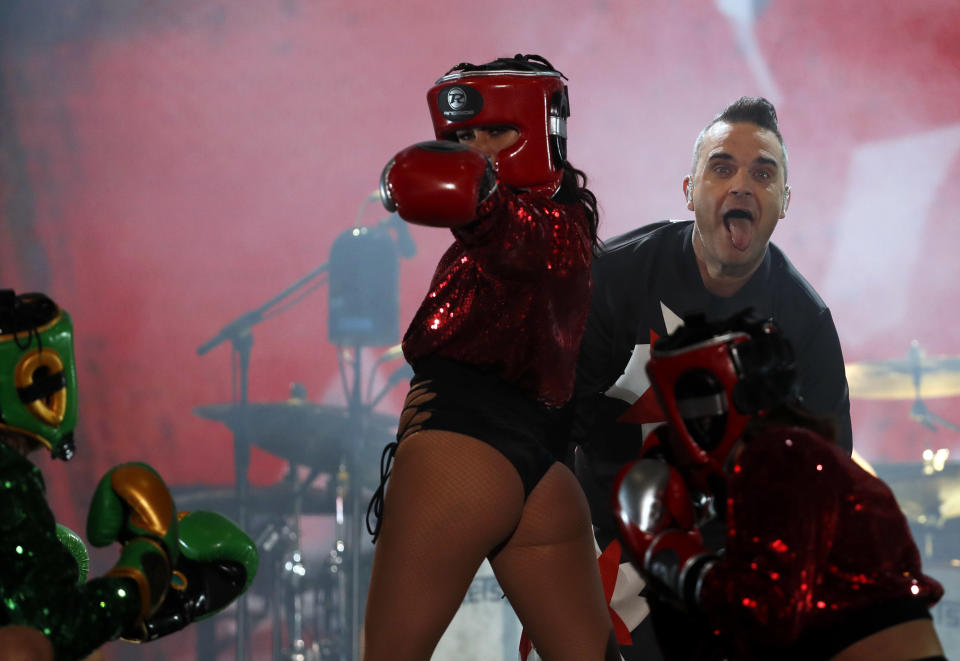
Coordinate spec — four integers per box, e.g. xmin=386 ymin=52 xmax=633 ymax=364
xmin=568 ymin=221 xmax=852 ymax=660
xmin=575 ymin=220 xmax=850 ymax=466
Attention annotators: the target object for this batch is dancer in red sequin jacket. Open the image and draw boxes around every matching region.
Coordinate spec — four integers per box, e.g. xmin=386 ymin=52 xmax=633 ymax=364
xmin=613 ymin=312 xmax=944 ymax=660
xmin=363 ymin=54 xmax=619 ymax=661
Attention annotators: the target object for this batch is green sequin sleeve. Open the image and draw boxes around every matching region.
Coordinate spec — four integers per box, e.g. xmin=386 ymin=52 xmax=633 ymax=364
xmin=0 ymin=445 xmax=142 ymax=660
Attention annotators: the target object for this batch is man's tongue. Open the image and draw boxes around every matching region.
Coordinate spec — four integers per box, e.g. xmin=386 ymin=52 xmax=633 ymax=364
xmin=723 ymin=211 xmax=753 ymax=251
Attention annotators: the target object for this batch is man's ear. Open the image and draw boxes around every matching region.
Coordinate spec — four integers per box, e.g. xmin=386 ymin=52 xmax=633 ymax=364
xmin=781 ymin=185 xmax=791 ymax=217
xmin=683 ymin=177 xmax=694 ymax=211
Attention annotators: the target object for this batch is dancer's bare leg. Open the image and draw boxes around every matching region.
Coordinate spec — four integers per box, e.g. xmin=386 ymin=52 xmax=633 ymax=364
xmin=363 ymin=430 xmax=525 ymax=661
xmin=491 ymin=463 xmax=618 ymax=661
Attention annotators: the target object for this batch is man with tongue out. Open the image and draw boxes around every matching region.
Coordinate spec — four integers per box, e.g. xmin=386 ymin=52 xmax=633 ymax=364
xmin=561 ymin=96 xmax=851 ymax=661
xmin=684 ymin=100 xmax=793 ymax=298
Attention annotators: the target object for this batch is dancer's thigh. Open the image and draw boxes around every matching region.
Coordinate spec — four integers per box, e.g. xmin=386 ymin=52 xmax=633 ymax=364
xmin=490 ymin=463 xmax=613 ymax=661
xmin=363 ymin=430 xmax=525 ymax=661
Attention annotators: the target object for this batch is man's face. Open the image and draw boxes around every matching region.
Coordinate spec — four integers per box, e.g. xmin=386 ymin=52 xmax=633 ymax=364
xmin=684 ymin=121 xmax=790 ymax=279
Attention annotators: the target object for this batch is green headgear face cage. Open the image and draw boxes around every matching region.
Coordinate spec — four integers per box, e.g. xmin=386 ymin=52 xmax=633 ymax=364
xmin=0 ymin=291 xmax=78 ymax=460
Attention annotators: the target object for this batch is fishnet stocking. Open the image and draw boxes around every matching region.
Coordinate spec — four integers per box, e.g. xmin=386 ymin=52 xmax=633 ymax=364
xmin=490 ymin=463 xmax=618 ymax=661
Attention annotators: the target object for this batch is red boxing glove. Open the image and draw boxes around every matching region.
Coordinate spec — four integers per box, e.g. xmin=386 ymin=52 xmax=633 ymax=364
xmin=613 ymin=459 xmax=717 ymax=609
xmin=612 ymin=459 xmax=696 ymax=537
xmin=379 ymin=140 xmax=497 ymax=227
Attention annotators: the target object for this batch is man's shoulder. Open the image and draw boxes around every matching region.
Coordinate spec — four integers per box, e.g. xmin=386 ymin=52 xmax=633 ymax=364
xmin=764 ymin=242 xmax=829 ymax=315
xmin=590 ymin=221 xmax=692 ymax=310
xmin=595 ymin=220 xmax=691 ymax=282
xmin=599 ymin=220 xmax=690 ymax=257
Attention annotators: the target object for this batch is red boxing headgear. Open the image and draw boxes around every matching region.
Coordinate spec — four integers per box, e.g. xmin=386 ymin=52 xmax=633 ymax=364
xmin=645 ymin=312 xmax=798 ymax=476
xmin=427 ymin=54 xmax=570 ymax=197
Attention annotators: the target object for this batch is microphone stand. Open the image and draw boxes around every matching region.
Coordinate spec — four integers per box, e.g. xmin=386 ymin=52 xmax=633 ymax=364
xmin=910 ymin=398 xmax=960 ymax=434
xmin=905 ymin=341 xmax=960 ymax=435
xmin=195 ymin=193 xmax=414 ymax=659
xmin=327 ymin=206 xmax=412 ymax=660
xmin=196 ymin=261 xmax=329 ymax=661
xmin=347 ymin=342 xmax=364 ymax=661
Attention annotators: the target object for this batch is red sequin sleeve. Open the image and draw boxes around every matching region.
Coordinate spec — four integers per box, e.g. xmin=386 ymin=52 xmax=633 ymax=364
xmin=401 ymin=184 xmax=593 ymax=405
xmin=451 ymin=185 xmax=592 ymax=281
xmin=698 ymin=426 xmax=941 ymax=647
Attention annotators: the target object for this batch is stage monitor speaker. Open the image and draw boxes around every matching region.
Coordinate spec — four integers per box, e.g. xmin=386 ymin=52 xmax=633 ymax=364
xmin=328 ymin=226 xmax=399 ymax=348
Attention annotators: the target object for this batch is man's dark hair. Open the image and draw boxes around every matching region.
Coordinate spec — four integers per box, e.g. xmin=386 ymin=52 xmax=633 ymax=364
xmin=690 ymin=96 xmax=789 ymax=181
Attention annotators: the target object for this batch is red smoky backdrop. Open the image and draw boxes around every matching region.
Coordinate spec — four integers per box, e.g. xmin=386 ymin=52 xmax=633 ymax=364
xmin=1 ymin=1 xmax=959 ymax=659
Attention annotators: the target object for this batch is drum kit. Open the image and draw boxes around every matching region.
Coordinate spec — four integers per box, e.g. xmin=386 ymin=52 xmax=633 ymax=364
xmin=186 ymin=397 xmax=398 ymax=661
xmin=846 ymin=340 xmax=960 ymax=526
xmin=185 ymin=199 xmax=413 ymax=661
xmin=846 ymin=341 xmax=960 ymax=653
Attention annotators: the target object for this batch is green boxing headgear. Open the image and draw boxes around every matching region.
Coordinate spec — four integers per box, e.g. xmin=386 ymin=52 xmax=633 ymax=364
xmin=0 ymin=290 xmax=78 ymax=460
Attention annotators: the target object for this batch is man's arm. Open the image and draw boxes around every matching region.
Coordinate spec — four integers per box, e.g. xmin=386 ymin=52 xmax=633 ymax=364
xmin=793 ymin=308 xmax=852 ymax=453
xmin=574 ymin=222 xmax=672 ymax=406
xmin=569 ymin=252 xmax=645 ymax=465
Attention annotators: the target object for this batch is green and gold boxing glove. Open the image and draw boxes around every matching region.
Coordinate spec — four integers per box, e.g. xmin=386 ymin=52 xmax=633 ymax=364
xmin=86 ymin=462 xmax=178 ymax=633
xmin=140 ymin=510 xmax=258 ymax=641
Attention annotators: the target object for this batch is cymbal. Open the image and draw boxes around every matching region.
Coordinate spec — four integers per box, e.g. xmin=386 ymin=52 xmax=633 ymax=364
xmin=193 ymin=400 xmax=396 ymax=473
xmin=846 ymin=354 xmax=960 ymax=400
xmin=873 ymin=463 xmax=960 ymax=524
xmin=173 ymin=483 xmax=336 ymax=515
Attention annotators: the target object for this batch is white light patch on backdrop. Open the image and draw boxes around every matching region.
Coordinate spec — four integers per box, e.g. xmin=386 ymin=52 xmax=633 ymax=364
xmin=822 ymin=124 xmax=960 ymax=344
xmin=714 ymin=0 xmax=782 ymax=104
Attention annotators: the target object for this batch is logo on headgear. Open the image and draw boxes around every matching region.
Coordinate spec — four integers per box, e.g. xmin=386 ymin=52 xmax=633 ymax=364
xmin=447 ymin=87 xmax=467 ymax=110
xmin=438 ymin=84 xmax=483 ymax=120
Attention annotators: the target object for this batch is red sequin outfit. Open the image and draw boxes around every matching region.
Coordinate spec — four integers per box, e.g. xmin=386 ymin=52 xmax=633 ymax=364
xmin=402 ymin=185 xmax=592 ymax=407
xmin=698 ymin=425 xmax=943 ymax=658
